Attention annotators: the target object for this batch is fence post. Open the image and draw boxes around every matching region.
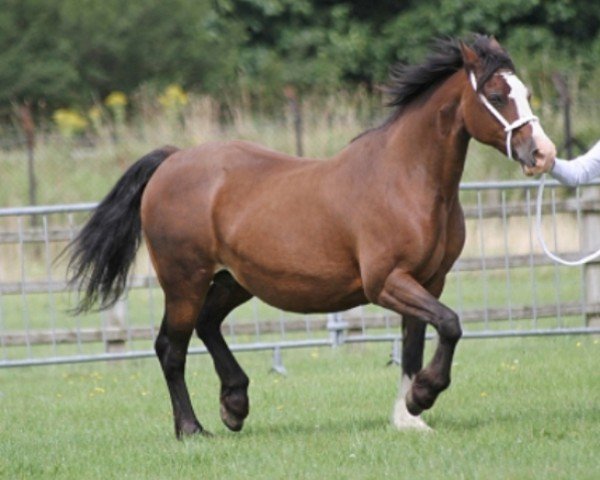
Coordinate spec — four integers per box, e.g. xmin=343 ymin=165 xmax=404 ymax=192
xmin=327 ymin=313 xmax=348 ymax=347
xmin=283 ymin=85 xmax=304 ymax=157
xmin=581 ymin=186 xmax=600 ymax=328
xmin=270 ymin=346 xmax=287 ymax=376
xmin=18 ymin=103 xmax=38 ymax=225
xmin=552 ymin=72 xmax=586 ymax=158
xmin=386 ymin=337 xmax=402 ymax=366
xmin=105 ymin=299 xmax=127 ymax=354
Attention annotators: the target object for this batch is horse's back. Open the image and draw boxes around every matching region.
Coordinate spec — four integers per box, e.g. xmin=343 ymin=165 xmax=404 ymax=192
xmin=141 ymin=140 xmax=365 ymax=312
xmin=141 ymin=140 xmax=298 ymax=246
xmin=142 ymin=140 xmax=319 ymax=225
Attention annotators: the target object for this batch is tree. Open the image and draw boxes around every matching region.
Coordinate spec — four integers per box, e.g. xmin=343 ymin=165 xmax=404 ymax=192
xmin=0 ymin=0 xmax=599 ymax=115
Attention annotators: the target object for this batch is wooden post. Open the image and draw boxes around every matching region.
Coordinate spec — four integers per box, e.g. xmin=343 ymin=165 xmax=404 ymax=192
xmin=105 ymin=299 xmax=127 ymax=354
xmin=283 ymin=86 xmax=303 ymax=157
xmin=552 ymin=72 xmax=585 ymax=157
xmin=581 ymin=187 xmax=600 ymax=327
xmin=18 ymin=103 xmax=37 ymax=213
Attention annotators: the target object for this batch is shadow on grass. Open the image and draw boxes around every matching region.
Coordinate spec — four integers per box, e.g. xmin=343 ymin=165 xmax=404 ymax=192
xmin=203 ymin=416 xmax=390 ymax=439
xmin=427 ymin=402 xmax=599 ymax=433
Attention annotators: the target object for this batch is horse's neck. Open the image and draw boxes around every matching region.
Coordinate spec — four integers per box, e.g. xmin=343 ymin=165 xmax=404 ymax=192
xmin=345 ymin=101 xmax=469 ymax=202
xmin=391 ymin=105 xmax=469 ymax=195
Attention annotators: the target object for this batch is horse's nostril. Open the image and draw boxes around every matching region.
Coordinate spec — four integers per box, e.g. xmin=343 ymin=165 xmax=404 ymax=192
xmin=529 ymin=148 xmax=541 ymax=167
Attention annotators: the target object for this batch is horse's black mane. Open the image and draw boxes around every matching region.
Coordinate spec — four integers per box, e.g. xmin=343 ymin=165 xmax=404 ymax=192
xmin=353 ymin=35 xmax=514 ymax=142
xmin=386 ymin=35 xmax=515 ymax=109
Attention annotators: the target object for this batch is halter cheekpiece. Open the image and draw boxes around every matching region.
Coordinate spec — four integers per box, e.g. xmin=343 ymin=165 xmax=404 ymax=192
xmin=469 ymin=71 xmax=538 ymax=160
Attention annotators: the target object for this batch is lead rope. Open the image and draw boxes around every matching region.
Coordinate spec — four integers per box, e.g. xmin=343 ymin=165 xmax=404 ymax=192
xmin=536 ymin=174 xmax=600 ymax=266
xmin=470 ymin=71 xmax=600 ymax=266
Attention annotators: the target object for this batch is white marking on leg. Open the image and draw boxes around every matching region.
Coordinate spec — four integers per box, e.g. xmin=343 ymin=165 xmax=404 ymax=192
xmin=391 ymin=374 xmax=432 ymax=431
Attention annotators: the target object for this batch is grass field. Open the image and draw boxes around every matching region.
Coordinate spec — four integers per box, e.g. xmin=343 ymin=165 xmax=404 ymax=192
xmin=1 ymin=336 xmax=598 ymax=479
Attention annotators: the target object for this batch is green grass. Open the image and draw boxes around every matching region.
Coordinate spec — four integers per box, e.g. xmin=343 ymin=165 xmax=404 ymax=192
xmin=1 ymin=336 xmax=599 ymax=479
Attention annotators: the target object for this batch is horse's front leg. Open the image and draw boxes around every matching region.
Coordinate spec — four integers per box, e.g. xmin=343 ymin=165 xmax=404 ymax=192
xmin=392 ymin=315 xmax=432 ymax=430
xmin=375 ymin=270 xmax=462 ymax=418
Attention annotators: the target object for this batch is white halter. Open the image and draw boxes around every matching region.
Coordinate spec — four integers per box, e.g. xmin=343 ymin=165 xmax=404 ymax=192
xmin=469 ymin=71 xmax=538 ymax=161
xmin=471 ymin=71 xmax=600 ymax=266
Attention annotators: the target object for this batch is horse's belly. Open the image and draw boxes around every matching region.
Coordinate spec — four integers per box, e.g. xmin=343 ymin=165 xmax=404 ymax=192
xmin=224 ymin=264 xmax=367 ymax=314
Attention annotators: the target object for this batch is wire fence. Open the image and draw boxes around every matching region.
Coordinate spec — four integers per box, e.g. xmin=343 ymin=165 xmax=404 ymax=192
xmin=1 ymin=179 xmax=600 ymax=368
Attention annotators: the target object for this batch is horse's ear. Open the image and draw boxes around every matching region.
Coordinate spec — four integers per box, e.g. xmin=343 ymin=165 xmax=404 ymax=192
xmin=459 ymin=41 xmax=479 ymax=74
xmin=488 ymin=35 xmax=503 ymax=52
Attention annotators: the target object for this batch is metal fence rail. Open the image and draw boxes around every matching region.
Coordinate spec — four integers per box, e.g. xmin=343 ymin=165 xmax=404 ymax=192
xmin=1 ymin=179 xmax=600 ymax=368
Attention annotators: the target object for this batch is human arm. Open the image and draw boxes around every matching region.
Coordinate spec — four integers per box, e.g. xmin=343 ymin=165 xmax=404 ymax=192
xmin=523 ymin=140 xmax=600 ymax=185
xmin=549 ymin=141 xmax=600 ymax=186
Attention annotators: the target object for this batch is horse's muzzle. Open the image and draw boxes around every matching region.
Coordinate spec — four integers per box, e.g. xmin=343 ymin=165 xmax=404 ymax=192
xmin=515 ymin=135 xmax=556 ymax=170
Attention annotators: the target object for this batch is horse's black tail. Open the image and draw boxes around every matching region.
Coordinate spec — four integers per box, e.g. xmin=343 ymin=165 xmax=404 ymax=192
xmin=66 ymin=146 xmax=179 ymax=314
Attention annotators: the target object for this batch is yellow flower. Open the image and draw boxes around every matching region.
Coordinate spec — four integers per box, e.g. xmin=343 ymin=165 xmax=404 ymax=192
xmin=104 ymin=91 xmax=128 ymax=108
xmin=53 ymin=108 xmax=88 ymax=137
xmin=158 ymin=84 xmax=188 ymax=109
xmin=88 ymin=106 xmax=102 ymax=121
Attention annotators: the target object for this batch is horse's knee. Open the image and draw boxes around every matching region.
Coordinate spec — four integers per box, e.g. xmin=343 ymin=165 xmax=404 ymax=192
xmin=438 ymin=310 xmax=462 ymax=342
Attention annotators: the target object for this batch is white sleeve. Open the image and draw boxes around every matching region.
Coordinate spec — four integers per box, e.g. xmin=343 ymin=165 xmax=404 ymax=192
xmin=550 ymin=140 xmax=600 ymax=187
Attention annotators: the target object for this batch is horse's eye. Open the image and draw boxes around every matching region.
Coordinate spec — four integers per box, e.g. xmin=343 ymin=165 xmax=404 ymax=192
xmin=488 ymin=93 xmax=505 ymax=107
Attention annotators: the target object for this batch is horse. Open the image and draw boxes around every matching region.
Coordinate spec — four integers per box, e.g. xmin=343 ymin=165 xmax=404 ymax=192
xmin=66 ymin=35 xmax=556 ymax=437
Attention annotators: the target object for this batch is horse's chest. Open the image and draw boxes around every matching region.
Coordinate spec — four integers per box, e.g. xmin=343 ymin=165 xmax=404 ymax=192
xmin=392 ymin=203 xmax=463 ymax=284
xmin=412 ymin=205 xmax=465 ymax=283
xmin=413 ymin=236 xmax=449 ymax=283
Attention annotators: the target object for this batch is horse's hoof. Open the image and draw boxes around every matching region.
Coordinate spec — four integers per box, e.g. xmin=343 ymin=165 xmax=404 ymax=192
xmin=220 ymin=403 xmax=245 ymax=432
xmin=220 ymin=390 xmax=249 ymax=432
xmin=177 ymin=420 xmax=212 ymax=439
xmin=405 ymin=390 xmax=424 ymax=416
xmin=392 ymin=398 xmax=433 ymax=432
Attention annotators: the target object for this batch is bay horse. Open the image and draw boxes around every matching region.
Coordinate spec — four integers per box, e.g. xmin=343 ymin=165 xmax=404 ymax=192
xmin=67 ymin=35 xmax=555 ymax=437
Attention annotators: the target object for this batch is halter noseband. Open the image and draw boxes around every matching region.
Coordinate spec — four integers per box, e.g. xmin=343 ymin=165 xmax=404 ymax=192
xmin=469 ymin=71 xmax=538 ymax=160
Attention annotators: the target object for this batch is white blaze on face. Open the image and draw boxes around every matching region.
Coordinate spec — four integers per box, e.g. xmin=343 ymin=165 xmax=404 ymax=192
xmin=501 ymin=72 xmax=556 ymax=160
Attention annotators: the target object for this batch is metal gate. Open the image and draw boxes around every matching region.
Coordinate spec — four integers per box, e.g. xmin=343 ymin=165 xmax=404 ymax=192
xmin=1 ymin=179 xmax=600 ymax=368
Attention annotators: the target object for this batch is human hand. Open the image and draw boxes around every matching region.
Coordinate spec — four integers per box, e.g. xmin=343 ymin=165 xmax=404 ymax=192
xmin=522 ymin=150 xmax=556 ymax=176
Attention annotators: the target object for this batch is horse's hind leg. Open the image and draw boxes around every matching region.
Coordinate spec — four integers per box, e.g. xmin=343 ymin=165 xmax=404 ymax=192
xmin=155 ymin=280 xmax=211 ymax=439
xmin=196 ymin=271 xmax=253 ymax=432
xmin=391 ymin=315 xmax=432 ymax=431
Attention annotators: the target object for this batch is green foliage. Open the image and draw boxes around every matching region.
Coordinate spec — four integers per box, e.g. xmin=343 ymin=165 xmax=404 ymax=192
xmin=0 ymin=0 xmax=245 ymax=111
xmin=0 ymin=0 xmax=599 ymax=116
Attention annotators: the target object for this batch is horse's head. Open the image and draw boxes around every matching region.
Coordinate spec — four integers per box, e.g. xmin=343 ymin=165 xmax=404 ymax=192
xmin=460 ymin=37 xmax=555 ymax=172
